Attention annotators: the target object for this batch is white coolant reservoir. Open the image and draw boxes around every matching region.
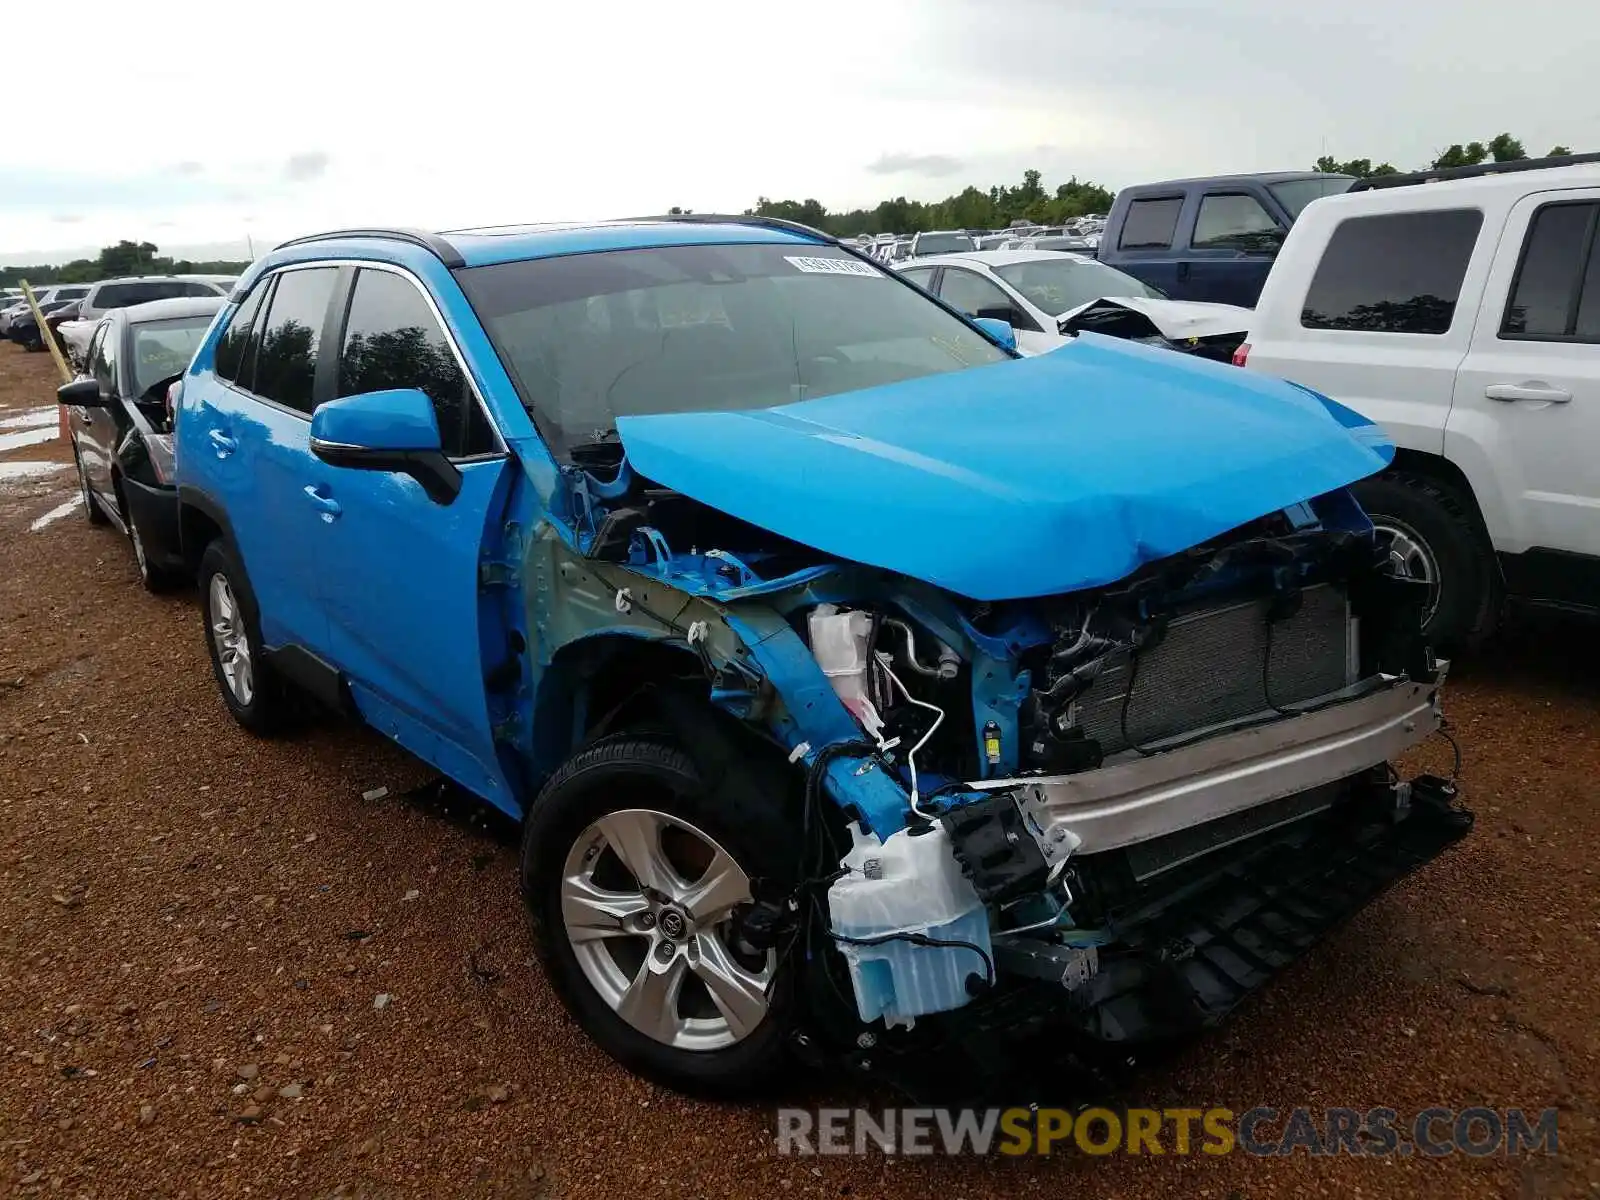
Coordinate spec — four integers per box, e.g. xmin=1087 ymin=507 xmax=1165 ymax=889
xmin=826 ymin=821 xmax=993 ymax=1029
xmin=807 ymin=606 xmax=883 ymax=737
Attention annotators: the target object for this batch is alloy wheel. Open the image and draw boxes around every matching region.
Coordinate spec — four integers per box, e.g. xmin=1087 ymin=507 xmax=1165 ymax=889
xmin=560 ymin=808 xmax=773 ymax=1052
xmin=1373 ymin=518 xmax=1442 ymax=624
xmin=208 ymin=574 xmax=255 ymax=705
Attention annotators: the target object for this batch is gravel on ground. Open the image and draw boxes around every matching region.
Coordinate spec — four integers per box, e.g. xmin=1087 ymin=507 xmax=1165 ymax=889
xmin=1 ymin=342 xmax=1595 ymax=1198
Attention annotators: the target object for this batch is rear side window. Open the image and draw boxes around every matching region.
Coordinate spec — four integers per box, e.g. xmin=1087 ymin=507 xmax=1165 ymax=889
xmin=251 ymin=267 xmax=339 ymax=414
xmin=1300 ymin=209 xmax=1483 ymax=335
xmin=1192 ymin=193 xmax=1281 ymax=250
xmin=337 ymin=269 xmax=497 ymax=457
xmin=94 ymin=281 xmax=186 ymax=309
xmin=214 ymin=281 xmax=270 ymax=384
xmin=1502 ymin=201 xmax=1600 ymax=341
xmin=1118 ymin=197 xmax=1182 ymax=249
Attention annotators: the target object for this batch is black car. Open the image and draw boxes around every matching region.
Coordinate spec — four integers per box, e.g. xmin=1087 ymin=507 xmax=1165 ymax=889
xmin=7 ymin=298 xmax=74 ymax=350
xmin=57 ymin=297 xmax=224 ymax=590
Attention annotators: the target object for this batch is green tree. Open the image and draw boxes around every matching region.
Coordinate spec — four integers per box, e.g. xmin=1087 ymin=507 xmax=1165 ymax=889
xmin=1548 ymin=145 xmax=1572 ymax=156
xmin=1487 ymin=132 xmax=1527 ymax=162
xmin=1313 ymin=156 xmax=1399 ymax=178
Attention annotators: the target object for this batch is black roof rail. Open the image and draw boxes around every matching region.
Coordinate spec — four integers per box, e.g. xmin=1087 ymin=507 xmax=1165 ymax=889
xmin=272 ymin=227 xmax=464 ymax=269
xmin=1348 ymin=152 xmax=1600 ymax=192
xmin=623 ymin=212 xmax=839 ymax=244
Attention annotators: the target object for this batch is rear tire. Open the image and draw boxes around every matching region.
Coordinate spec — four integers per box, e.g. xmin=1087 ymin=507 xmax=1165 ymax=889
xmin=1353 ymin=468 xmax=1497 ymax=649
xmin=521 ymin=732 xmax=800 ymax=1097
xmin=198 ymin=538 xmax=290 ymax=734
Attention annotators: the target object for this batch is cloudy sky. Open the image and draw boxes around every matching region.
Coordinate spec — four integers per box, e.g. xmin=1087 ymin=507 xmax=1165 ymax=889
xmin=3 ymin=0 xmax=1595 ymax=264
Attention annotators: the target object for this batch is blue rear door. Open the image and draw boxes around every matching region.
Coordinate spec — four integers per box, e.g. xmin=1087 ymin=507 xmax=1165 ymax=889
xmin=1100 ymin=191 xmax=1187 ymax=297
xmin=307 ymin=265 xmax=523 ymax=812
xmin=184 ymin=267 xmax=341 ymax=655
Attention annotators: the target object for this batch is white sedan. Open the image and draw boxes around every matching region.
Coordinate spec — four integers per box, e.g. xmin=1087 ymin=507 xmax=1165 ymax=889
xmin=895 ymin=248 xmax=1251 ymax=360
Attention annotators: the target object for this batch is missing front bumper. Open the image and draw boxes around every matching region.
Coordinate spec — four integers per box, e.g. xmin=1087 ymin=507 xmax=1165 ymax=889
xmin=835 ymin=774 xmax=1471 ymax=1102
xmin=975 ymin=675 xmax=1442 ymax=858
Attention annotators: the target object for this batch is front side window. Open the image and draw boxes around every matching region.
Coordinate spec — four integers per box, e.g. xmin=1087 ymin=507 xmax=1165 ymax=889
xmin=1269 ymin=177 xmax=1355 ymax=219
xmin=214 ymin=280 xmax=270 ymax=384
xmin=457 ymin=243 xmax=1009 ymax=457
xmin=132 ymin=316 xmax=214 ymax=396
xmin=994 ymin=257 xmax=1164 ymax=314
xmin=937 ymin=268 xmax=1015 ymax=319
xmin=90 ymin=322 xmax=117 ymax=393
xmin=1502 ymin=201 xmax=1600 ymax=341
xmin=337 ymin=269 xmax=497 ymax=456
xmin=1301 ymin=209 xmax=1483 ymax=335
xmin=251 ymin=267 xmax=339 ymax=414
xmin=899 ymin=266 xmax=937 ymax=289
xmin=1193 ymin=193 xmax=1282 ymax=251
xmin=83 ymin=325 xmax=108 ymax=384
xmin=1118 ymin=197 xmax=1182 ymax=249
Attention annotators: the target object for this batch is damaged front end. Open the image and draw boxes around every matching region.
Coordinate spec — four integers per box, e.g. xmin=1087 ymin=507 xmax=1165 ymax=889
xmin=524 ymin=394 xmax=1470 ymax=1096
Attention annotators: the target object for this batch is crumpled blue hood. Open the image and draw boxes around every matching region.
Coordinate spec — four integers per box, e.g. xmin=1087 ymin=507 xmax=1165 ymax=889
xmin=614 ymin=333 xmax=1394 ymax=601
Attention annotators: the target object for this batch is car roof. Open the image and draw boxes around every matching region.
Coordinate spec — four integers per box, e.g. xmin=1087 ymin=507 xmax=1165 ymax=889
xmin=1303 ymin=163 xmax=1600 ymax=214
xmin=286 ymin=219 xmax=822 ymax=271
xmin=116 ymin=296 xmax=227 ymax=324
xmin=90 ymin=275 xmax=205 ymax=288
xmin=901 ymin=249 xmax=1098 ymax=268
xmin=1126 ymin=171 xmax=1348 ymax=190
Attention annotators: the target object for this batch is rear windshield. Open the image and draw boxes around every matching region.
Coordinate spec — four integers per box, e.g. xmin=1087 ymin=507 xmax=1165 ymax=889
xmin=913 ymin=233 xmax=976 ymax=255
xmin=995 ymin=256 xmax=1165 ymax=313
xmin=457 ymin=243 xmax=1010 ymax=457
xmin=131 ymin=315 xmax=214 ymax=394
xmin=1270 ymin=177 xmax=1356 ymax=219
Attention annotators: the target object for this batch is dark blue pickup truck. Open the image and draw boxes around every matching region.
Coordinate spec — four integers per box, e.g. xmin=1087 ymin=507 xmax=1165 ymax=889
xmin=1097 ymin=172 xmax=1352 ymax=307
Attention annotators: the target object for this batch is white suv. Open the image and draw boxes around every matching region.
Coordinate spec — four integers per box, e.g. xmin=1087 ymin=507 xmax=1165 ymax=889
xmin=1239 ymin=157 xmax=1600 ymax=645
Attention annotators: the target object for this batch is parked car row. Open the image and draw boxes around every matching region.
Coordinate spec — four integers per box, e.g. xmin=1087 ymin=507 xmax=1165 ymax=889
xmin=1 ymin=276 xmax=235 ymax=356
xmin=47 ymin=214 xmax=1466 ymax=1100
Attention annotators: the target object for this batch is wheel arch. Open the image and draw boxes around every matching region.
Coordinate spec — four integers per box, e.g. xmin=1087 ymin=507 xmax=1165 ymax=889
xmin=177 ymin=484 xmax=234 ymax=576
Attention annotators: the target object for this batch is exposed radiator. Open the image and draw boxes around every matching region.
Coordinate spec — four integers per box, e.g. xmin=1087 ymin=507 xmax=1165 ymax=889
xmin=1070 ymin=584 xmax=1355 ymax=755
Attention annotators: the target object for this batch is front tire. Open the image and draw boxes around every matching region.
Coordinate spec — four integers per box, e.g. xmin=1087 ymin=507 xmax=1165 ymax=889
xmin=73 ymin=444 xmax=109 ymax=526
xmin=1353 ymin=469 xmax=1497 ymax=649
xmin=521 ymin=733 xmax=799 ymax=1096
xmin=198 ymin=538 xmax=289 ymax=734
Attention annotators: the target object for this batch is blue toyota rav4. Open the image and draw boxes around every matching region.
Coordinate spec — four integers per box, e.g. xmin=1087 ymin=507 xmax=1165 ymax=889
xmin=173 ymin=217 xmax=1470 ymax=1098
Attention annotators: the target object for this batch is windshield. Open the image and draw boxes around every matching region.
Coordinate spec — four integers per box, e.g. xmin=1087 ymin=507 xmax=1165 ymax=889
xmin=912 ymin=233 xmax=975 ymax=256
xmin=994 ymin=256 xmax=1166 ymax=314
xmin=132 ymin=316 xmax=213 ymax=394
xmin=458 ymin=243 xmax=1010 ymax=457
xmin=1269 ymin=177 xmax=1355 ymax=219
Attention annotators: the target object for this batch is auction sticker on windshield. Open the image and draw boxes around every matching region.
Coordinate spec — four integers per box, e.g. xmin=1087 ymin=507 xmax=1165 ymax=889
xmin=785 ymin=256 xmax=881 ymax=277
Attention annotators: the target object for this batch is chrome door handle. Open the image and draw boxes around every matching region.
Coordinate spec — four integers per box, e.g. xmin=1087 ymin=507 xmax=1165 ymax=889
xmin=208 ymin=429 xmax=237 ymax=456
xmin=1485 ymin=382 xmax=1572 ymax=403
xmin=303 ymin=485 xmax=342 ymax=522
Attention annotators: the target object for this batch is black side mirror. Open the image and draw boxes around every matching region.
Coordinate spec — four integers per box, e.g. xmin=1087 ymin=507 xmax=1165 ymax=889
xmin=57 ymin=378 xmax=109 ymax=408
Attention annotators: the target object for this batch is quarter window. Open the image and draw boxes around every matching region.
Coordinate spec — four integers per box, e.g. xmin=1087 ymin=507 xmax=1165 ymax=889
xmin=1502 ymin=201 xmax=1600 ymax=341
xmin=1118 ymin=197 xmax=1182 ymax=249
xmin=1300 ymin=209 xmax=1483 ymax=335
xmin=337 ymin=269 xmax=497 ymax=457
xmin=251 ymin=267 xmax=339 ymax=414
